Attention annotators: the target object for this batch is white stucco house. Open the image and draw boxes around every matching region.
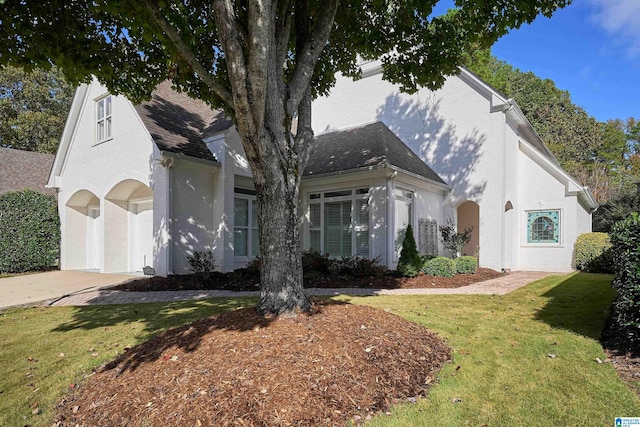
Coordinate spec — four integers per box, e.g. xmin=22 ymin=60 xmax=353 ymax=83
xmin=48 ymin=61 xmax=597 ymax=276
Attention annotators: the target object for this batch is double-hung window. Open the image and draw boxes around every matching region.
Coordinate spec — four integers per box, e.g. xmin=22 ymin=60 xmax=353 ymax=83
xmin=96 ymin=95 xmax=112 ymax=143
xmin=234 ymin=195 xmax=260 ymax=257
xmin=308 ymin=188 xmax=370 ymax=258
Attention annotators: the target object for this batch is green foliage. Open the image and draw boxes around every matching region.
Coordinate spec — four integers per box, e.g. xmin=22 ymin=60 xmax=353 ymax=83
xmin=0 ymin=66 xmax=73 ymax=154
xmin=574 ymin=232 xmax=613 ymax=273
xmin=186 ymin=251 xmax=216 ymax=274
xmin=422 ymin=256 xmax=456 ymax=278
xmin=594 ymin=192 xmax=640 ymax=233
xmin=455 ymin=256 xmax=478 ymax=274
xmin=397 ymin=224 xmax=422 ymax=277
xmin=0 ymin=190 xmax=60 ymax=273
xmin=606 ymin=213 xmax=640 ymax=354
xmin=439 ymin=219 xmax=473 ymax=258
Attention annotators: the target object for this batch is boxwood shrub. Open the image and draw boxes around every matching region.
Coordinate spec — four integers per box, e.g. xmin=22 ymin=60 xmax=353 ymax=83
xmin=0 ymin=190 xmax=60 ymax=273
xmin=422 ymin=256 xmax=456 ymax=277
xmin=574 ymin=232 xmax=613 ymax=273
xmin=455 ymin=256 xmax=478 ymax=274
xmin=605 ymin=213 xmax=640 ymax=353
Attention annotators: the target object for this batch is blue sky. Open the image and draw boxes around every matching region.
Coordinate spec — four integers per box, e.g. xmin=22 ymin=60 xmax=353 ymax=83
xmin=489 ymin=0 xmax=640 ymax=123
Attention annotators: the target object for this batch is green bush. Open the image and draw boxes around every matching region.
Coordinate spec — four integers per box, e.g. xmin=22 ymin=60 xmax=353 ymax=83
xmin=605 ymin=213 xmax=640 ymax=354
xmin=397 ymin=224 xmax=422 ymax=277
xmin=186 ymin=251 xmax=216 ymax=274
xmin=422 ymin=256 xmax=456 ymax=277
xmin=0 ymin=190 xmax=60 ymax=273
xmin=574 ymin=232 xmax=614 ymax=273
xmin=455 ymin=256 xmax=478 ymax=274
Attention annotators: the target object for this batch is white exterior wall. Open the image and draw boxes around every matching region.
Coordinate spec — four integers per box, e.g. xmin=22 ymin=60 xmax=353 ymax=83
xmin=169 ymin=159 xmax=217 ymax=274
xmin=313 ymin=67 xmax=507 ymax=270
xmin=56 ymin=80 xmax=159 ymax=273
xmin=517 ymin=142 xmax=580 ymax=272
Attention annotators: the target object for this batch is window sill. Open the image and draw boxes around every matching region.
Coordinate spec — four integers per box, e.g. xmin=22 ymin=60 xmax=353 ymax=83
xmin=521 ymin=244 xmax=564 ymax=248
xmin=92 ymin=137 xmax=113 ymax=147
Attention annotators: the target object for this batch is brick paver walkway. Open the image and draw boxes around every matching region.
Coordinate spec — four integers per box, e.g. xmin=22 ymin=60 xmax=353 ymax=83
xmin=49 ymin=271 xmax=558 ymax=307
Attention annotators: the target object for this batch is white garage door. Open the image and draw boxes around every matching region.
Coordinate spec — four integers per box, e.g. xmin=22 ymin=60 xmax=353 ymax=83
xmin=132 ymin=200 xmax=153 ymax=272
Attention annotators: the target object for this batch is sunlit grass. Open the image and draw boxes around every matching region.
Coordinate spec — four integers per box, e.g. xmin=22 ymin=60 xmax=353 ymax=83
xmin=1 ymin=273 xmax=637 ymax=426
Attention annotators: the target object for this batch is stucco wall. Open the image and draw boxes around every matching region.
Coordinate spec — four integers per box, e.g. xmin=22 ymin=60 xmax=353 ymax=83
xmin=56 ymin=80 xmax=159 ymax=272
xmin=312 ymin=66 xmax=507 ymax=270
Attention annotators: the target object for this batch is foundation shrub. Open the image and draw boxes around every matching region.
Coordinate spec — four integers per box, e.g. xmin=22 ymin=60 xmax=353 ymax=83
xmin=423 ymin=256 xmax=456 ymax=278
xmin=397 ymin=224 xmax=422 ymax=277
xmin=455 ymin=256 xmax=478 ymax=274
xmin=574 ymin=232 xmax=614 ymax=273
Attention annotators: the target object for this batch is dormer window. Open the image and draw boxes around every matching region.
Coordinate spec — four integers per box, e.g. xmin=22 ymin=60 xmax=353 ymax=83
xmin=96 ymin=95 xmax=112 ymax=142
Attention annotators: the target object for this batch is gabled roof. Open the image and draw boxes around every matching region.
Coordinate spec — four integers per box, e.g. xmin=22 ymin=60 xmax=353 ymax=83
xmin=305 ymin=121 xmax=447 ymax=186
xmin=133 ymin=81 xmax=232 ymax=162
xmin=0 ymin=147 xmax=56 ymax=196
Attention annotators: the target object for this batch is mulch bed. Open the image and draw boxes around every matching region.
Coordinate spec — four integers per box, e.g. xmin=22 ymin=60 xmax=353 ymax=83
xmin=114 ymin=268 xmax=504 ymax=293
xmin=54 ymin=301 xmax=451 ymax=426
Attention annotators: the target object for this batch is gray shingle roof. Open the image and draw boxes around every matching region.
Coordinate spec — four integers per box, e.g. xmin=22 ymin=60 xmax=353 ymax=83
xmin=304 ymin=122 xmax=447 ymax=185
xmin=134 ymin=81 xmax=232 ymax=162
xmin=0 ymin=147 xmax=56 ymax=196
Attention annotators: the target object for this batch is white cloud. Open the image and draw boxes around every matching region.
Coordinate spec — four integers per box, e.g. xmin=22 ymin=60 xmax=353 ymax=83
xmin=588 ymin=0 xmax=640 ymax=58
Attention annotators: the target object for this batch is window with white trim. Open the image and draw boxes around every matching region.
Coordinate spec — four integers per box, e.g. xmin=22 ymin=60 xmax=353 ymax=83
xmin=526 ymin=210 xmax=560 ymax=244
xmin=96 ymin=95 xmax=112 ymax=142
xmin=308 ymin=188 xmax=370 ymax=258
xmin=234 ymin=196 xmax=260 ymax=257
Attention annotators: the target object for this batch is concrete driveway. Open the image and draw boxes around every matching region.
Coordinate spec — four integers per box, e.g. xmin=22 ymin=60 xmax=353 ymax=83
xmin=0 ymin=270 xmax=138 ymax=309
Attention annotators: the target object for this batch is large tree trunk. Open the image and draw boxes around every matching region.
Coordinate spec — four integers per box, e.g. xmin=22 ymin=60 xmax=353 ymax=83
xmin=252 ymin=132 xmax=311 ymax=315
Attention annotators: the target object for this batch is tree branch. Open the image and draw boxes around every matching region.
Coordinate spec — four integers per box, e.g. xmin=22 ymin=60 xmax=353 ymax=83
xmin=286 ymin=0 xmax=338 ymax=117
xmin=141 ymin=0 xmax=234 ymax=108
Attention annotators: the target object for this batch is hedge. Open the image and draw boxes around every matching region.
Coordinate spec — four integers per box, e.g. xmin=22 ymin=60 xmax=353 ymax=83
xmin=422 ymin=256 xmax=456 ymax=277
xmin=0 ymin=190 xmax=60 ymax=273
xmin=574 ymin=232 xmax=613 ymax=273
xmin=606 ymin=212 xmax=640 ymax=353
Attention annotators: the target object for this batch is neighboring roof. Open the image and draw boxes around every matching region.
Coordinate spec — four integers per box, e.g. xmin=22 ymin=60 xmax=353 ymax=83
xmin=305 ymin=121 xmax=447 ymax=186
xmin=134 ymin=81 xmax=232 ymax=162
xmin=0 ymin=147 xmax=56 ymax=196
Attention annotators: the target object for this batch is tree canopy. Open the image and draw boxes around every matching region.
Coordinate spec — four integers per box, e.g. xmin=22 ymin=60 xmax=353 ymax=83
xmin=0 ymin=0 xmax=573 ymax=314
xmin=0 ymin=66 xmax=73 ymax=154
xmin=464 ymin=49 xmax=638 ymax=204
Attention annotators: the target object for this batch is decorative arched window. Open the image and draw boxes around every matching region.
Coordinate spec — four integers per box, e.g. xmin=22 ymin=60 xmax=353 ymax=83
xmin=527 ymin=210 xmax=560 ymax=244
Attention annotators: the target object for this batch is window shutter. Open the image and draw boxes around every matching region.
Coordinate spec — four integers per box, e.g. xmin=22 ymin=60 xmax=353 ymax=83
xmin=418 ymin=218 xmax=438 ymax=256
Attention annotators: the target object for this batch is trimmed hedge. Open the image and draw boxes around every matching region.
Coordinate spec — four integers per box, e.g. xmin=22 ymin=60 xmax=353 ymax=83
xmin=455 ymin=256 xmax=478 ymax=274
xmin=397 ymin=224 xmax=422 ymax=277
xmin=422 ymin=256 xmax=456 ymax=277
xmin=574 ymin=232 xmax=613 ymax=273
xmin=0 ymin=190 xmax=60 ymax=273
xmin=606 ymin=212 xmax=640 ymax=353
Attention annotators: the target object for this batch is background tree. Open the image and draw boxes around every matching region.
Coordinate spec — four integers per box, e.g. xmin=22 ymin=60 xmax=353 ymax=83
xmin=464 ymin=49 xmax=632 ymax=204
xmin=0 ymin=66 xmax=73 ymax=154
xmin=0 ymin=0 xmax=572 ymax=314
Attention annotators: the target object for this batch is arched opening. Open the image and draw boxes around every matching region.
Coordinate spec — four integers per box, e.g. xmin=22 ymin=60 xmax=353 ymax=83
xmin=457 ymin=201 xmax=480 ymax=258
xmin=104 ymin=179 xmax=153 ymax=273
xmin=64 ymin=190 xmax=101 ymax=270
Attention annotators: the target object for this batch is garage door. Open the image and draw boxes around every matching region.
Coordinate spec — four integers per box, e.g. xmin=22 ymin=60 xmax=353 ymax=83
xmin=132 ymin=200 xmax=153 ymax=272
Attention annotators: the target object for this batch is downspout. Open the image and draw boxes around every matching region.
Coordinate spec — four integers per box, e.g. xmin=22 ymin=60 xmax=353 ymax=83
xmin=386 ymin=170 xmax=397 ymax=269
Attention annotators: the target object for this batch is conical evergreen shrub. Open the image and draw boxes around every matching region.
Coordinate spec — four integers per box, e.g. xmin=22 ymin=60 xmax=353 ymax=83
xmin=397 ymin=224 xmax=422 ymax=277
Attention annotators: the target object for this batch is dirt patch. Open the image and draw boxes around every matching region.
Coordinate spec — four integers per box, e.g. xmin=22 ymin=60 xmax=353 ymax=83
xmin=115 ymin=268 xmax=503 ymax=293
xmin=605 ymin=350 xmax=640 ymax=397
xmin=54 ymin=301 xmax=450 ymax=426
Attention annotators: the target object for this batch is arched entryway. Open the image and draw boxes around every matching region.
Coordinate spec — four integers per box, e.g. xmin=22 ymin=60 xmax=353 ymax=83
xmin=64 ymin=190 xmax=101 ymax=270
xmin=104 ymin=179 xmax=153 ymax=273
xmin=457 ymin=201 xmax=479 ymax=258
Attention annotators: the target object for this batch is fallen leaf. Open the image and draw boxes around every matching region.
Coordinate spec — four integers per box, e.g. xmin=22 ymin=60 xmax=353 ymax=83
xmin=170 ymin=355 xmax=178 ymax=362
xmin=452 ymin=397 xmax=462 ymax=404
xmin=31 ymin=407 xmax=41 ymax=415
xmin=58 ymin=353 xmax=65 ymax=358
xmin=72 ymin=405 xmax=79 ymax=414
xmin=69 ymin=383 xmax=75 ymax=389
xmin=548 ymin=354 xmax=557 ymax=359
xmin=595 ymin=358 xmax=603 ymax=364
xmin=91 ymin=352 xmax=99 ymax=357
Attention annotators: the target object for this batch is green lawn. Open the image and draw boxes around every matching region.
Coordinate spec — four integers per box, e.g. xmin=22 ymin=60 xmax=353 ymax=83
xmin=1 ymin=273 xmax=637 ymax=426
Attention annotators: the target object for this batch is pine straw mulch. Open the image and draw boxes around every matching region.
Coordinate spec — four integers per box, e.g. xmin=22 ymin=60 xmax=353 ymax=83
xmin=54 ymin=301 xmax=451 ymax=426
xmin=114 ymin=268 xmax=504 ymax=293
